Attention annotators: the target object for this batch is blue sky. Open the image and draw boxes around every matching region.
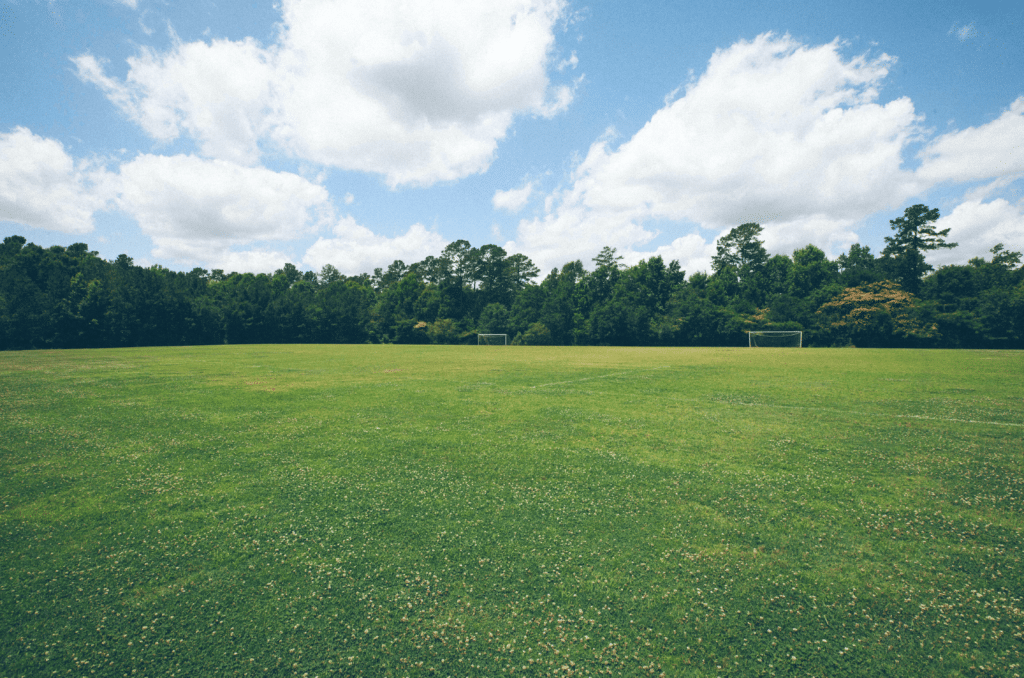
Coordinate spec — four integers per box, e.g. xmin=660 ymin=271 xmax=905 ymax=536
xmin=2 ymin=0 xmax=1022 ymax=276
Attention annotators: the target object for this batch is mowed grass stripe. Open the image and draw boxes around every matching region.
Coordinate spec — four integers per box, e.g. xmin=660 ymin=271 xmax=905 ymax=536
xmin=1 ymin=345 xmax=1021 ymax=677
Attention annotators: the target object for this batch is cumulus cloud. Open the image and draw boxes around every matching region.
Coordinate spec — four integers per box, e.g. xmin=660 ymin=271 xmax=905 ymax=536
xmin=73 ymin=37 xmax=275 ymax=166
xmin=927 ymin=183 xmax=1024 ymax=267
xmin=493 ymin=181 xmax=534 ymax=213
xmin=589 ymin=35 xmax=919 ymax=224
xmin=116 ymin=154 xmax=331 ymax=266
xmin=917 ymin=97 xmax=1024 ymax=185
xmin=634 ymin=234 xmax=718 ymax=278
xmin=212 ymin=249 xmax=297 ymax=275
xmin=303 ymin=216 xmax=448 ymax=275
xmin=0 ymin=127 xmax=451 ymax=274
xmin=75 ymin=0 xmax=573 ymax=186
xmin=507 ymin=193 xmax=654 ymax=272
xmin=512 ymin=33 xmax=924 ymax=271
xmin=0 ymin=127 xmax=113 ymax=234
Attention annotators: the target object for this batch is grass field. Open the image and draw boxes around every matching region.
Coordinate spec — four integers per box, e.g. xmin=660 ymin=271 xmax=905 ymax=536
xmin=1 ymin=345 xmax=1022 ymax=677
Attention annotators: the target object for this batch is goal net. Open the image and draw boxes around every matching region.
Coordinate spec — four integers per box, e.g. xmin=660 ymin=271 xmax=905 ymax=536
xmin=478 ymin=334 xmax=508 ymax=346
xmin=748 ymin=330 xmax=802 ymax=348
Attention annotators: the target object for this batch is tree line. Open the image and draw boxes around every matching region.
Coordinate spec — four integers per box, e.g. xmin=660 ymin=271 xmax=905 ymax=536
xmin=2 ymin=205 xmax=1022 ymax=350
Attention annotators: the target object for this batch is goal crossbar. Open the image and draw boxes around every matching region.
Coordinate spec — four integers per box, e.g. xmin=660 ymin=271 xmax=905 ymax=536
xmin=748 ymin=330 xmax=802 ymax=348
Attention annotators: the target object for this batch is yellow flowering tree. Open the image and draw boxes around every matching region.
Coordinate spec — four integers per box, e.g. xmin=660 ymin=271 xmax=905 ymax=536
xmin=816 ymin=280 xmax=937 ymax=347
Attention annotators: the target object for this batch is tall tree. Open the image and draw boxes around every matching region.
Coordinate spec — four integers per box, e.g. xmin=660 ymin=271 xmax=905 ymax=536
xmin=711 ymin=223 xmax=769 ymax=279
xmin=410 ymin=256 xmax=448 ymax=286
xmin=440 ymin=240 xmax=478 ymax=289
xmin=319 ymin=264 xmax=342 ymax=286
xmin=592 ymin=246 xmax=624 ymax=270
xmin=505 ymin=253 xmax=540 ymax=292
xmin=989 ymin=243 xmax=1022 ymax=270
xmin=477 ymin=244 xmax=509 ymax=306
xmin=371 ymin=260 xmax=409 ymax=292
xmin=588 ymin=246 xmax=623 ymax=309
xmin=882 ymin=204 xmax=956 ymax=294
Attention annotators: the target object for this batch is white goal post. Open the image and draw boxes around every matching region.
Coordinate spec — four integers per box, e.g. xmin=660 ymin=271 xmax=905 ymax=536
xmin=748 ymin=330 xmax=802 ymax=348
xmin=478 ymin=334 xmax=508 ymax=345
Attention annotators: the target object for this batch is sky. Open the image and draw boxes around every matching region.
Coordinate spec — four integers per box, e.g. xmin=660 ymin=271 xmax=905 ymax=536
xmin=1 ymin=0 xmax=1023 ymax=278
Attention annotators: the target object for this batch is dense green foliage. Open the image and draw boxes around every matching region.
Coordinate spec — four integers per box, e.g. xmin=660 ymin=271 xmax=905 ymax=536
xmin=2 ymin=345 xmax=1022 ymax=676
xmin=3 ymin=207 xmax=1022 ymax=350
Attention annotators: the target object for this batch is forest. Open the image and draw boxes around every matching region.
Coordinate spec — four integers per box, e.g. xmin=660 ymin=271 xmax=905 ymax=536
xmin=2 ymin=205 xmax=1022 ymax=350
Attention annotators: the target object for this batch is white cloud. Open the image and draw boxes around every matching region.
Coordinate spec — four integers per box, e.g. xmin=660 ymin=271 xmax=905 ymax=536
xmin=213 ymin=250 xmax=296 ymax=274
xmin=0 ymin=127 xmax=458 ymax=274
xmin=0 ymin=127 xmax=113 ymax=234
xmin=513 ymin=33 xmax=924 ymax=270
xmin=917 ymin=97 xmax=1024 ymax=185
xmin=75 ymin=0 xmax=573 ymax=186
xmin=303 ymin=216 xmax=447 ymax=275
xmin=73 ymin=37 xmax=275 ymax=166
xmin=635 ymin=234 xmax=717 ymax=277
xmin=507 ymin=195 xmax=654 ymax=272
xmin=759 ymin=216 xmax=861 ymax=262
xmin=577 ymin=34 xmax=920 ymax=224
xmin=927 ymin=186 xmax=1024 ymax=267
xmin=116 ymin=154 xmax=331 ymax=266
xmin=492 ymin=181 xmax=534 ymax=213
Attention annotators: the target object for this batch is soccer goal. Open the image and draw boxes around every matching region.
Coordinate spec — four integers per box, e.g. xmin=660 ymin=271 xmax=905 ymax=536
xmin=478 ymin=334 xmax=508 ymax=346
xmin=748 ymin=330 xmax=802 ymax=348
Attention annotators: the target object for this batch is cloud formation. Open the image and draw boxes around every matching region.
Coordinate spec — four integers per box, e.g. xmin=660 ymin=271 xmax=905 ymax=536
xmin=0 ymin=127 xmax=112 ymax=234
xmin=0 ymin=128 xmax=448 ymax=274
xmin=917 ymin=97 xmax=1024 ymax=185
xmin=493 ymin=181 xmax=534 ymax=213
xmin=74 ymin=38 xmax=275 ymax=167
xmin=303 ymin=217 xmax=447 ymax=275
xmin=15 ymin=25 xmax=1020 ymax=276
xmin=511 ymin=33 xmax=1024 ymax=273
xmin=512 ymin=34 xmax=924 ymax=271
xmin=116 ymin=154 xmax=331 ymax=268
xmin=74 ymin=0 xmax=573 ymax=187
xmin=928 ymin=180 xmax=1024 ymax=267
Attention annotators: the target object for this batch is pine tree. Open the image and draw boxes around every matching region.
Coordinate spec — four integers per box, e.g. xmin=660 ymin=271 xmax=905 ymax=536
xmin=882 ymin=204 xmax=956 ymax=294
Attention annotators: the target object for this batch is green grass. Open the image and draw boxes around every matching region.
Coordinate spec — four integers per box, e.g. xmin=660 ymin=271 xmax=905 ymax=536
xmin=1 ymin=345 xmax=1022 ymax=677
